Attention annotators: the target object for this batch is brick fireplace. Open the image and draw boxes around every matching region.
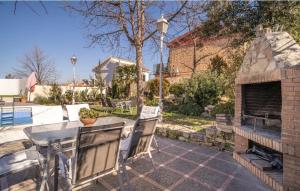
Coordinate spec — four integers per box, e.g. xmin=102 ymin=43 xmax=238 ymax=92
xmin=233 ymin=26 xmax=300 ymax=191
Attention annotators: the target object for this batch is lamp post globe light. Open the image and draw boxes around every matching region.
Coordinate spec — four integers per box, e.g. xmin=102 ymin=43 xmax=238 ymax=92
xmin=156 ymin=14 xmax=169 ymax=119
xmin=71 ymin=55 xmax=77 ymax=105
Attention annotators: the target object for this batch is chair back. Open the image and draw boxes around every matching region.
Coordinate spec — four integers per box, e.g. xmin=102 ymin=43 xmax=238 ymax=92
xmin=66 ymin=104 xmax=89 ymax=121
xmin=32 ymin=106 xmax=63 ymax=125
xmin=140 ymin=106 xmax=160 ymax=119
xmin=126 ymin=117 xmax=158 ymax=159
xmin=73 ymin=122 xmax=124 ymax=185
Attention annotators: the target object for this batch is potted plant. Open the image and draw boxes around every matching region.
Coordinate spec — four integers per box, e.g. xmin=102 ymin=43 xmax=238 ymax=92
xmin=19 ymin=90 xmax=27 ymax=103
xmin=79 ymin=108 xmax=97 ymax=126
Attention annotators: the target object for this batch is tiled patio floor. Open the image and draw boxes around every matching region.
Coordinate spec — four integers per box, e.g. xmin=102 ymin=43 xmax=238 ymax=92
xmin=3 ymin=136 xmax=272 ymax=191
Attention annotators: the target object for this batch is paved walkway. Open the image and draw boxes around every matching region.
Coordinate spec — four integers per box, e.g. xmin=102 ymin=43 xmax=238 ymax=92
xmin=94 ymin=136 xmax=272 ymax=191
xmin=1 ymin=136 xmax=272 ymax=191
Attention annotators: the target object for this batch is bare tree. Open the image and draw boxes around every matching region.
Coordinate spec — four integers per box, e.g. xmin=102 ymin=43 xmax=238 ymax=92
xmin=13 ymin=1 xmax=48 ymax=15
xmin=14 ymin=47 xmax=57 ymax=84
xmin=67 ymin=0 xmax=190 ymax=114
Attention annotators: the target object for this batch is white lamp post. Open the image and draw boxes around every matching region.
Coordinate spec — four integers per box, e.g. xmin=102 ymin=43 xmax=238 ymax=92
xmin=156 ymin=14 xmax=169 ymax=117
xmin=71 ymin=55 xmax=77 ymax=105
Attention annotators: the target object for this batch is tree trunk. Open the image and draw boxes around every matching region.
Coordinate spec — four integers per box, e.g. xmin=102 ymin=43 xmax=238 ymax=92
xmin=136 ymin=44 xmax=144 ymax=115
xmin=192 ymin=39 xmax=197 ymax=77
xmin=136 ymin=0 xmax=145 ymax=115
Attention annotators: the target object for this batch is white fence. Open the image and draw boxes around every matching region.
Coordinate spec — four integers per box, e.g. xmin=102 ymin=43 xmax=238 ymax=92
xmin=28 ymin=85 xmax=105 ymax=102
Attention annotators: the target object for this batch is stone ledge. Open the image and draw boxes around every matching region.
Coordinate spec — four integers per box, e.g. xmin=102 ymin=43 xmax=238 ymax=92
xmin=233 ymin=126 xmax=282 ymax=153
xmin=156 ymin=123 xmax=234 ymax=150
xmin=156 ymin=123 xmax=206 ymax=143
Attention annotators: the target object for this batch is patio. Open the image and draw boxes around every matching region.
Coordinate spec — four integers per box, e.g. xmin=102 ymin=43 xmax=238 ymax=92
xmin=2 ymin=136 xmax=271 ymax=191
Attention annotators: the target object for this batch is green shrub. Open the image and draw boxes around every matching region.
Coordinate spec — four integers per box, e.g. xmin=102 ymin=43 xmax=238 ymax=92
xmin=33 ymin=96 xmax=50 ymax=105
xmin=187 ymin=72 xmax=224 ymax=111
xmin=209 ymin=55 xmax=227 ymax=75
xmin=169 ymin=82 xmax=185 ymax=98
xmin=80 ymin=90 xmax=89 ymax=102
xmin=146 ymin=78 xmax=170 ymax=99
xmin=87 ymin=89 xmax=102 ymax=102
xmin=115 ymin=65 xmax=136 ymax=98
xmin=165 ymin=71 xmax=225 ymax=116
xmin=75 ymin=91 xmax=82 ymax=102
xmin=145 ymin=98 xmax=159 ymax=106
xmin=211 ymin=100 xmax=234 ymax=117
xmin=49 ymin=83 xmax=62 ymax=104
xmin=111 ymin=75 xmax=121 ymax=99
xmin=79 ymin=108 xmax=97 ymax=119
xmin=64 ymin=90 xmax=73 ymax=104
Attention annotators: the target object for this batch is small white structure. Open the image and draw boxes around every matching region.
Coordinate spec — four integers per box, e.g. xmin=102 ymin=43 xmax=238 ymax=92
xmin=32 ymin=105 xmax=64 ymax=125
xmin=0 ymin=79 xmax=26 ymax=98
xmin=93 ymin=56 xmax=150 ymax=86
xmin=66 ymin=104 xmax=89 ymax=121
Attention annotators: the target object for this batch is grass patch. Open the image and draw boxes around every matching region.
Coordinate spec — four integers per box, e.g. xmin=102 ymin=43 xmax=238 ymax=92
xmin=111 ymin=107 xmax=137 ymax=120
xmin=91 ymin=105 xmax=213 ymax=131
xmin=91 ymin=105 xmax=137 ymax=120
xmin=163 ymin=111 xmax=213 ymax=131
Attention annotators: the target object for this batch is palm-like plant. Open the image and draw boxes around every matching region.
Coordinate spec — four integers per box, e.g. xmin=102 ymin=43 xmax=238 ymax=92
xmin=115 ymin=65 xmax=137 ymax=98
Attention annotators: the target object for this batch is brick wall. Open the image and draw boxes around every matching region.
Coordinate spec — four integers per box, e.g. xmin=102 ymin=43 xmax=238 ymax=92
xmin=234 ymin=85 xmax=242 ymax=127
xmin=281 ymin=68 xmax=300 ymax=191
xmin=167 ymin=38 xmax=231 ymax=79
xmin=233 ymin=28 xmax=300 ymax=190
xmin=234 ymin=68 xmax=300 ymax=191
xmin=234 ymin=134 xmax=248 ymax=153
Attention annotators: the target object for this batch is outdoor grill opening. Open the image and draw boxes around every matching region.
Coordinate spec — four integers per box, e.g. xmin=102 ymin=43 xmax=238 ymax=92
xmin=247 ymin=141 xmax=283 ymax=171
xmin=241 ymin=81 xmax=282 ymax=133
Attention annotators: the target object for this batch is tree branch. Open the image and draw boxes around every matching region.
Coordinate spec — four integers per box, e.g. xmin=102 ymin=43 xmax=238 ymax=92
xmin=143 ymin=0 xmax=188 ymax=42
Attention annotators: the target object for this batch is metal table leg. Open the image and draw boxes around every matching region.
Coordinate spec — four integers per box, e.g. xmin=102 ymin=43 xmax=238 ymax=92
xmin=54 ymin=154 xmax=59 ymax=191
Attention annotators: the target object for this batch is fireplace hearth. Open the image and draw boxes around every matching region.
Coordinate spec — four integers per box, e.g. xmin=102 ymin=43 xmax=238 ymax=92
xmin=233 ymin=26 xmax=300 ymax=191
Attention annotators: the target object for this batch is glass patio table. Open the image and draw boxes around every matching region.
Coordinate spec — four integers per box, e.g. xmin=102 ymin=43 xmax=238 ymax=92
xmin=23 ymin=116 xmax=135 ymax=191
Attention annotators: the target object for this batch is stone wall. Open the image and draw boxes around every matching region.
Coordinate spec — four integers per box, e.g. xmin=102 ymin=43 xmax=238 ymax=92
xmin=156 ymin=123 xmax=234 ymax=151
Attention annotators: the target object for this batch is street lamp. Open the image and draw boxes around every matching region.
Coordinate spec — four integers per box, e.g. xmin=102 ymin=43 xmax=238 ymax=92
xmin=156 ymin=14 xmax=169 ymax=117
xmin=71 ymin=55 xmax=77 ymax=105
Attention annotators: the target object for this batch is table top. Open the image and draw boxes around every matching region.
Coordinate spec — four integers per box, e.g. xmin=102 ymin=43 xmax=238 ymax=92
xmin=24 ymin=116 xmax=135 ymax=146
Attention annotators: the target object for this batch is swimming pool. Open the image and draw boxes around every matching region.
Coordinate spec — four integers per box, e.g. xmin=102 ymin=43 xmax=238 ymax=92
xmin=0 ymin=107 xmax=32 ymax=126
xmin=13 ymin=111 xmax=32 ymax=125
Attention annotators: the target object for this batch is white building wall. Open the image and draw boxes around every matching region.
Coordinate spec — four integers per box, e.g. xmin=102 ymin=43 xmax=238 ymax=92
xmin=101 ymin=61 xmax=119 ymax=86
xmin=143 ymin=72 xmax=150 ymax=81
xmin=101 ymin=62 xmax=150 ymax=86
xmin=97 ymin=57 xmax=150 ymax=87
xmin=0 ymin=79 xmax=26 ymax=96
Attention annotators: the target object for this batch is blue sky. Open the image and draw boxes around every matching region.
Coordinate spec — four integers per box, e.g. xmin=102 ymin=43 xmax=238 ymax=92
xmin=0 ymin=1 xmax=183 ymax=83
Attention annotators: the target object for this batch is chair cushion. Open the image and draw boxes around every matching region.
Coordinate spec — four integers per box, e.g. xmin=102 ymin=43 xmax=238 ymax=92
xmin=140 ymin=106 xmax=159 ymax=119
